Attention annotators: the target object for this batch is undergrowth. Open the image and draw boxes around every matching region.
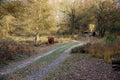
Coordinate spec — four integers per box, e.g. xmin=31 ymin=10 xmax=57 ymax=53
xmin=71 ymin=37 xmax=120 ymax=63
xmin=0 ymin=39 xmax=34 ymax=66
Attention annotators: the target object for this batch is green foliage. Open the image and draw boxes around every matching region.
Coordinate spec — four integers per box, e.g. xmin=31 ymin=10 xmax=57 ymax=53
xmin=106 ymin=35 xmax=117 ymax=44
xmin=111 ymin=26 xmax=120 ymax=34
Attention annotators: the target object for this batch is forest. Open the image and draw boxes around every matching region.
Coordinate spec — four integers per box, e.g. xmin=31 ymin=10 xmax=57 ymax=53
xmin=0 ymin=0 xmax=120 ymax=80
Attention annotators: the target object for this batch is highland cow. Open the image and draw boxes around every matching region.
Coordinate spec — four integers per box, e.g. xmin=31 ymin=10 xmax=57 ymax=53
xmin=48 ymin=36 xmax=54 ymax=44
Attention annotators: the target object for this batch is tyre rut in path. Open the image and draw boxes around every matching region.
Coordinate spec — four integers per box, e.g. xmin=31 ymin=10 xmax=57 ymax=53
xmin=0 ymin=43 xmax=74 ymax=77
xmin=27 ymin=43 xmax=84 ymax=80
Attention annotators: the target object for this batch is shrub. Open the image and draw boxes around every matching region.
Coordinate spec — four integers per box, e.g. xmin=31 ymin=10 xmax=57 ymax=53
xmin=0 ymin=39 xmax=34 ymax=64
xmin=71 ymin=38 xmax=120 ymax=63
xmin=71 ymin=43 xmax=91 ymax=54
xmin=106 ymin=35 xmax=117 ymax=44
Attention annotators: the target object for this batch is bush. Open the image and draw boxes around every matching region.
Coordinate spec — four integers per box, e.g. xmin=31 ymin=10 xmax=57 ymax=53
xmin=106 ymin=35 xmax=117 ymax=44
xmin=71 ymin=39 xmax=120 ymax=63
xmin=0 ymin=39 xmax=34 ymax=64
xmin=71 ymin=43 xmax=91 ymax=54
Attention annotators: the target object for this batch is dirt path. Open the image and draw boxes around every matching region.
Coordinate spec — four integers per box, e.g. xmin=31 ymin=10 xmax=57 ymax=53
xmin=0 ymin=43 xmax=72 ymax=77
xmin=26 ymin=43 xmax=84 ymax=80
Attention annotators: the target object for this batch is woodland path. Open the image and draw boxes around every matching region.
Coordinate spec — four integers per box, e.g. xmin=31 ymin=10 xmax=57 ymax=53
xmin=26 ymin=42 xmax=84 ymax=80
xmin=0 ymin=41 xmax=84 ymax=80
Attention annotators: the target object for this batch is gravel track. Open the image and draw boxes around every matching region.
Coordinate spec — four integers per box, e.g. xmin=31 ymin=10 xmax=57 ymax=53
xmin=0 ymin=43 xmax=75 ymax=77
xmin=26 ymin=43 xmax=84 ymax=80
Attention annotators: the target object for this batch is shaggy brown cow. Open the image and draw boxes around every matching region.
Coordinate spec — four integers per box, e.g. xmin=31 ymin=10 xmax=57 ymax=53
xmin=48 ymin=36 xmax=54 ymax=44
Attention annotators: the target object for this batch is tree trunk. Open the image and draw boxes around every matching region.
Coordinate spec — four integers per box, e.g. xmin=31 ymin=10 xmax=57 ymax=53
xmin=34 ymin=32 xmax=39 ymax=46
xmin=99 ymin=27 xmax=105 ymax=38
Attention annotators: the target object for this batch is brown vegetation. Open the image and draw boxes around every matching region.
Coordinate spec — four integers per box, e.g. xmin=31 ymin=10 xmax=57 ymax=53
xmin=0 ymin=39 xmax=34 ymax=64
xmin=71 ymin=38 xmax=120 ymax=63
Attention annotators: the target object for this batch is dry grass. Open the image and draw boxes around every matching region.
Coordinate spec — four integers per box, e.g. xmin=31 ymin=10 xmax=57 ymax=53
xmin=89 ymin=39 xmax=120 ymax=63
xmin=15 ymin=35 xmax=74 ymax=47
xmin=71 ymin=38 xmax=120 ymax=63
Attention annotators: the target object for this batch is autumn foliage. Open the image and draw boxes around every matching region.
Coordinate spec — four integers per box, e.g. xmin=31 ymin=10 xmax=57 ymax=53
xmin=71 ymin=38 xmax=120 ymax=63
xmin=0 ymin=39 xmax=34 ymax=64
